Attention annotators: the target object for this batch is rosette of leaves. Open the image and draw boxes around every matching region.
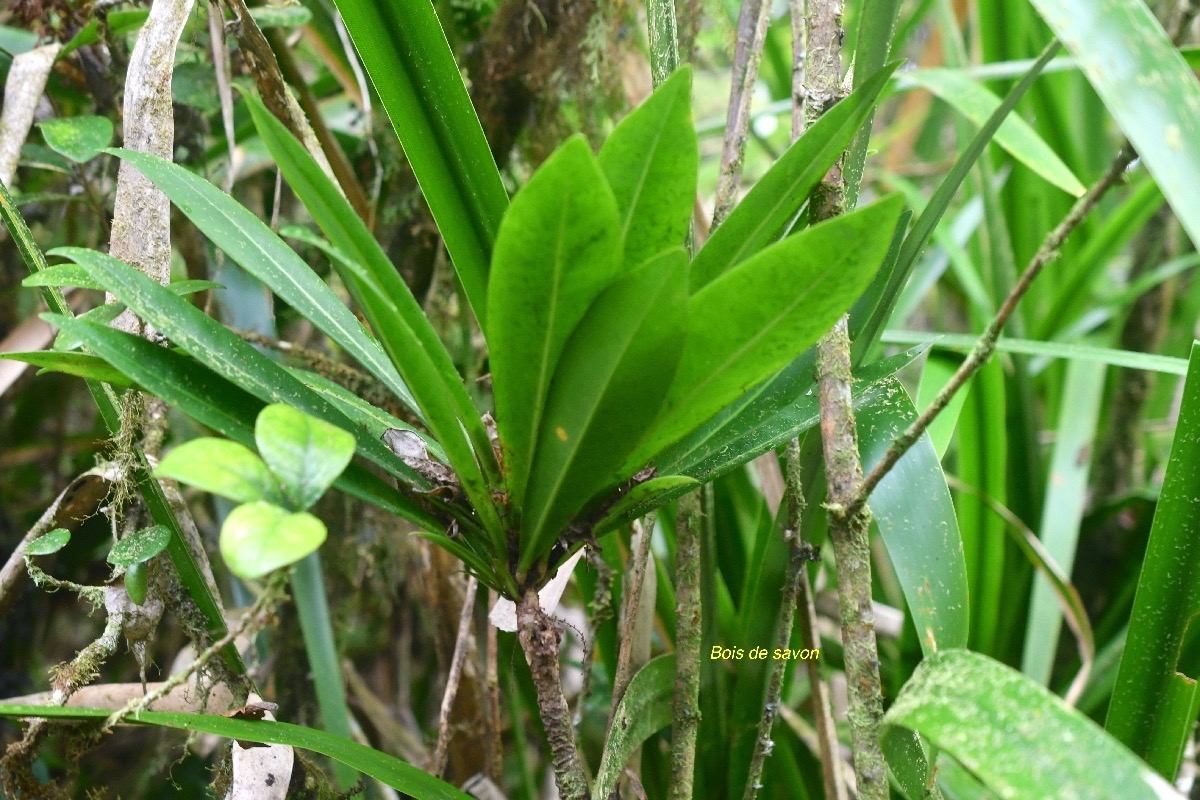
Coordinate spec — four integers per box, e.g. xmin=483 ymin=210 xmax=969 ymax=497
xmin=40 ymin=63 xmax=905 ymax=598
xmin=154 ymin=404 xmax=355 ymax=579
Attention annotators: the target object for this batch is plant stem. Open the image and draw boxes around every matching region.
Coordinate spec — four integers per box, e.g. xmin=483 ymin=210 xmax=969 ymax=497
xmin=646 ymin=0 xmax=681 ymax=85
xmin=431 ymin=575 xmax=478 ymax=777
xmin=670 ymin=490 xmax=704 ymax=800
xmin=802 ymin=0 xmax=889 ymax=795
xmin=516 ymin=589 xmax=590 ymax=800
xmin=712 ymin=0 xmax=773 ymax=227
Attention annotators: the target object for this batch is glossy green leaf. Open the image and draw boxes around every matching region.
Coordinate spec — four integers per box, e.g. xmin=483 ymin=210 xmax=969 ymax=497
xmin=886 ymin=650 xmax=1180 ymax=800
xmin=25 ymin=528 xmax=70 ymax=556
xmin=522 ymin=250 xmax=688 ymax=569
xmin=689 ymin=60 xmax=900 ymax=292
xmin=332 ymin=0 xmax=507 ymax=329
xmin=248 ymin=3 xmax=311 ymax=28
xmin=242 ymin=96 xmax=502 ymax=543
xmin=858 ymin=378 xmax=969 ymax=654
xmin=0 ymin=704 xmax=470 ymax=800
xmin=107 ymin=525 xmax=171 ymax=567
xmin=902 ymin=69 xmax=1084 ymax=196
xmin=640 ymin=194 xmax=904 ymax=462
xmin=1106 ymin=342 xmax=1200 ymax=776
xmin=591 ymin=476 xmax=700 ymax=535
xmin=220 ymin=502 xmax=327 ymax=579
xmin=105 ymin=147 xmax=419 ymax=419
xmin=39 ymin=116 xmax=113 ymax=163
xmin=155 ymin=439 xmax=281 ymax=506
xmin=1027 ymin=0 xmax=1200 ymax=249
xmin=598 ymin=67 xmax=697 ymax=267
xmin=0 ymin=350 xmax=132 ymax=388
xmin=666 ymin=344 xmax=927 ymax=483
xmin=47 ymin=247 xmax=420 ymax=489
xmin=594 ymin=654 xmax=676 ymax=799
xmin=46 ymin=315 xmax=441 ymax=531
xmin=22 ymin=263 xmax=105 ymax=290
xmin=488 ymin=136 xmax=622 ymax=513
xmin=256 ymin=404 xmax=356 ymax=511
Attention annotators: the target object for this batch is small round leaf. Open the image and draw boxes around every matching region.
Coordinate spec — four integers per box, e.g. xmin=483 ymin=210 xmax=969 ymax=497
xmin=39 ymin=116 xmax=114 ymax=163
xmin=25 ymin=528 xmax=70 ymax=556
xmin=219 ymin=501 xmax=327 ymax=579
xmin=107 ymin=524 xmax=171 ymax=567
xmin=254 ymin=404 xmax=356 ymax=511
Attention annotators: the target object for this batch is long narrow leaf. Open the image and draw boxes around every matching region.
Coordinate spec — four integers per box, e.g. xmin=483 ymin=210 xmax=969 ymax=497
xmin=331 ymin=0 xmax=507 ymax=328
xmin=0 ymin=704 xmax=470 ymax=800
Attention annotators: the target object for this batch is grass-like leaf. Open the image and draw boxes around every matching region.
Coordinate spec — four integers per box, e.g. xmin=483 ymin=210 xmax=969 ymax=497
xmin=331 ymin=0 xmax=507 ymax=329
xmin=0 ymin=704 xmax=470 ymax=800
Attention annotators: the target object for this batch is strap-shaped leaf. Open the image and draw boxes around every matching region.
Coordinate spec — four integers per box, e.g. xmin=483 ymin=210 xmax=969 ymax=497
xmin=48 ymin=248 xmax=419 ymax=490
xmin=488 ymin=136 xmax=622 ymax=516
xmin=332 ymin=0 xmax=507 ymax=330
xmin=689 ymin=61 xmax=900 ymax=292
xmin=47 ymin=314 xmax=439 ymax=529
xmin=858 ymin=377 xmax=969 ymax=655
xmin=635 ymin=194 xmax=906 ymax=464
xmin=598 ymin=67 xmax=697 ymax=267
xmin=106 ymin=147 xmax=419 ymax=419
xmin=522 ymin=250 xmax=688 ymax=570
xmin=241 ymin=95 xmax=503 ymax=547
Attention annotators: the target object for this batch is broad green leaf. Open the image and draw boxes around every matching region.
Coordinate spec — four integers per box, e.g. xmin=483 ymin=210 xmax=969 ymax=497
xmin=220 ymin=502 xmax=327 ymax=579
xmin=665 ymin=344 xmax=927 ymax=482
xmin=886 ymin=650 xmax=1181 ymax=800
xmin=242 ymin=97 xmax=503 ymax=544
xmin=248 ymin=4 xmax=311 ymax=28
xmin=25 ymin=528 xmax=70 ymax=556
xmin=639 ymin=194 xmax=905 ymax=462
xmin=155 ymin=439 xmax=282 ymax=506
xmin=22 ymin=263 xmax=105 ymax=290
xmin=689 ymin=60 xmax=900 ymax=292
xmin=107 ymin=525 xmax=171 ymax=567
xmin=1027 ymin=0 xmax=1200 ymax=250
xmin=858 ymin=378 xmax=969 ymax=654
xmin=1107 ymin=341 xmax=1200 ymax=776
xmin=902 ymin=69 xmax=1085 ymax=196
xmin=0 ymin=704 xmax=471 ymax=800
xmin=522 ymin=250 xmax=688 ymax=569
xmin=0 ymin=350 xmax=132 ymax=387
xmin=332 ymin=0 xmax=508 ymax=329
xmin=123 ymin=562 xmax=148 ymax=604
xmin=594 ymin=654 xmax=676 ymax=799
xmin=489 ymin=136 xmax=622 ymax=513
xmin=105 ymin=148 xmax=419 ymax=419
xmin=39 ymin=116 xmax=113 ymax=163
xmin=47 ymin=248 xmax=420 ymax=489
xmin=590 ymin=475 xmax=701 ymax=535
xmin=256 ymin=404 xmax=356 ymax=512
xmin=598 ymin=68 xmax=697 ymax=267
xmin=916 ymin=352 xmax=971 ymax=460
xmin=45 ymin=315 xmax=441 ymax=531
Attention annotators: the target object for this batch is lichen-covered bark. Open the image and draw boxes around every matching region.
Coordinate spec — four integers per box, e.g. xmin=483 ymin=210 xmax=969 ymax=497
xmin=0 ymin=44 xmax=61 ymax=188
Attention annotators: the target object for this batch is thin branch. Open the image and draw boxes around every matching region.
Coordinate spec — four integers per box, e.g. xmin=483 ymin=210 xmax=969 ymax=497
xmin=669 ymin=491 xmax=703 ymax=800
xmin=431 ymin=576 xmax=479 ymax=777
xmin=608 ymin=515 xmax=655 ymax=718
xmin=849 ymin=145 xmax=1136 ymax=518
xmin=711 ymin=0 xmax=773 ymax=227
